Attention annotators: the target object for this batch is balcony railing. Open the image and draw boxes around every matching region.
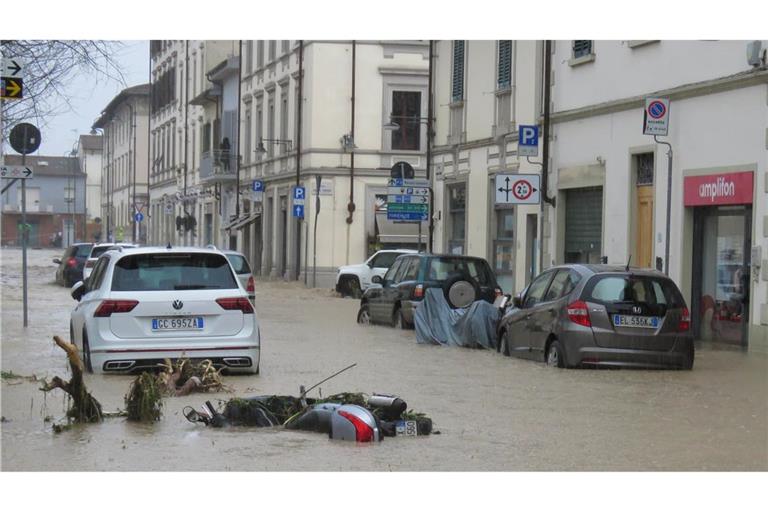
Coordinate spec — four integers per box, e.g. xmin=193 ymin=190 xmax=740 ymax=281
xmin=200 ymin=150 xmax=239 ymax=183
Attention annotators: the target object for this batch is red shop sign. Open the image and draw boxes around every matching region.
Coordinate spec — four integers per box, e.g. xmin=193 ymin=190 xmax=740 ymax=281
xmin=683 ymin=171 xmax=754 ymax=206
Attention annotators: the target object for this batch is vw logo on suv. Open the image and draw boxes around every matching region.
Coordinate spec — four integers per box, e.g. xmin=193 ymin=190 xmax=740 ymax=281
xmin=172 ymin=300 xmax=184 ymax=310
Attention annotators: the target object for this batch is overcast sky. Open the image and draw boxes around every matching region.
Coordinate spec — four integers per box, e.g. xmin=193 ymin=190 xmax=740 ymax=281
xmin=37 ymin=40 xmax=149 ymax=156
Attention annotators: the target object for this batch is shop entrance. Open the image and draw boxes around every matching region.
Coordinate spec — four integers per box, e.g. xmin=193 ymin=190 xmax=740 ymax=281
xmin=691 ymin=205 xmax=752 ymax=346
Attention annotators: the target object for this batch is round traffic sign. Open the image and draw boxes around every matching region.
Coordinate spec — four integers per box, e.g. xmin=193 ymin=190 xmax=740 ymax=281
xmin=9 ymin=123 xmax=42 ymax=155
xmin=647 ymin=100 xmax=666 ymax=119
xmin=512 ymin=179 xmax=533 ymax=200
xmin=135 ymin=212 xmax=144 ymax=223
xmin=390 ymin=161 xmax=414 ymax=180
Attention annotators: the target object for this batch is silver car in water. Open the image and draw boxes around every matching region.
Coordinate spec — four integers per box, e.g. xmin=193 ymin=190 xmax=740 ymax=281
xmin=497 ymin=265 xmax=694 ymax=369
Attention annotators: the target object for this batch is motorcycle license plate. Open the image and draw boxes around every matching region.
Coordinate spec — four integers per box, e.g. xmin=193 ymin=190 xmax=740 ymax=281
xmin=395 ymin=420 xmax=418 ymax=437
xmin=612 ymin=315 xmax=659 ymax=328
xmin=151 ymin=317 xmax=204 ymax=331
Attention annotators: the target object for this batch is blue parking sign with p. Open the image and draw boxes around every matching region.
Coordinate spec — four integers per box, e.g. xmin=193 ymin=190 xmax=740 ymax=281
xmin=293 ymin=186 xmax=305 ymax=201
xmin=252 ymin=180 xmax=264 ymax=192
xmin=518 ymin=124 xmax=539 ymax=157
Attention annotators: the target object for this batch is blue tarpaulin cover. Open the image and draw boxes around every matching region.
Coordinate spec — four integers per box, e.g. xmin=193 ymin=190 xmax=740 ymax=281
xmin=414 ymin=288 xmax=500 ymax=349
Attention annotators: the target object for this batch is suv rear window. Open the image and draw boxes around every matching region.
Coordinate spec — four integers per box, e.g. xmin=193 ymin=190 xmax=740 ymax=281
xmin=75 ymin=245 xmax=93 ymax=257
xmin=226 ymin=254 xmax=251 ymax=274
xmin=427 ymin=257 xmax=494 ymax=286
xmin=584 ymin=274 xmax=685 ymax=307
xmin=111 ymin=253 xmax=238 ymax=291
xmin=90 ymin=245 xmax=120 ymax=258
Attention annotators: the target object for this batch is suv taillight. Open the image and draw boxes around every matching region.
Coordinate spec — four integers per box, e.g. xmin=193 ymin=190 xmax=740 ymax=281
xmin=67 ymin=257 xmax=77 ymax=268
xmin=566 ymin=300 xmax=591 ymax=327
xmin=216 ymin=297 xmax=254 ymax=314
xmin=413 ymin=284 xmax=424 ymax=299
xmin=94 ymin=299 xmax=139 ymax=317
xmin=678 ymin=307 xmax=690 ymax=332
xmin=338 ymin=410 xmax=375 ymax=442
xmin=246 ymin=276 xmax=255 ymax=294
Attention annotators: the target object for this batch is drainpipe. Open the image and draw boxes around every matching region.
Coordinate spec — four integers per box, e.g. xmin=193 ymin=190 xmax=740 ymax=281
xmin=346 ymin=40 xmax=356 ymax=227
xmin=294 ymin=40 xmax=304 ymax=281
xmin=147 ymin=44 xmax=152 ymax=244
xmin=539 ymin=39 xmax=556 ymax=273
xmin=183 ymin=40 xmax=190 ymax=244
xmin=427 ymin=40 xmax=434 ymax=253
xmin=236 ymin=40 xmax=243 ymax=220
xmin=130 ymin=102 xmax=137 ymax=243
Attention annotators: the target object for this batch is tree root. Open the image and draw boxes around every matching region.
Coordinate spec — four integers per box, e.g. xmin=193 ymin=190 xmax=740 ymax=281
xmin=40 ymin=335 xmax=103 ymax=423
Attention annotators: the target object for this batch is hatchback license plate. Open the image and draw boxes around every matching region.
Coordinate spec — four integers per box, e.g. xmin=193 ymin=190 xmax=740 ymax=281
xmin=613 ymin=314 xmax=659 ymax=328
xmin=152 ymin=317 xmax=204 ymax=330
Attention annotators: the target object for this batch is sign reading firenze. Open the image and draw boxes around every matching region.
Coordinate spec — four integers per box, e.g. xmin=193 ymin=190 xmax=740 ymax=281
xmin=683 ymin=171 xmax=754 ymax=206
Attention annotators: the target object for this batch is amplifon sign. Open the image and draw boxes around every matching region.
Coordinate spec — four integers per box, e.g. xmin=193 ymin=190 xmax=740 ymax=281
xmin=683 ymin=171 xmax=754 ymax=206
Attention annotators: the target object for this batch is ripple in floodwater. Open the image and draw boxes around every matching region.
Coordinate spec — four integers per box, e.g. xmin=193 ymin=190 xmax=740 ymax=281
xmin=1 ymin=248 xmax=767 ymax=471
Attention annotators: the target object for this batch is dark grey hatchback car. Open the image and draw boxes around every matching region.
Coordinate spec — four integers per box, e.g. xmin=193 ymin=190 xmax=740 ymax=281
xmin=498 ymin=265 xmax=694 ymax=369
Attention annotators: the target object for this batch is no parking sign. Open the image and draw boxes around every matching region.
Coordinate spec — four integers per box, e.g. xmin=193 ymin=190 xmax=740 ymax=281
xmin=643 ymin=97 xmax=670 ymax=136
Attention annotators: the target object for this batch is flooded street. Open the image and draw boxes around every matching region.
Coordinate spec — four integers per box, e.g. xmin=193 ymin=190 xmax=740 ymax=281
xmin=1 ymin=247 xmax=767 ymax=470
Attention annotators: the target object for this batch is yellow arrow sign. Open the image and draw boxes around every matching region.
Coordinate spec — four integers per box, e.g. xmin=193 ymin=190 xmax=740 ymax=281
xmin=1 ymin=77 xmax=23 ymax=99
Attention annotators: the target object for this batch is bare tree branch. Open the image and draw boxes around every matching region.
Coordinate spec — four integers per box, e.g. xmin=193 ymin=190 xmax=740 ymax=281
xmin=1 ymin=40 xmax=127 ymax=140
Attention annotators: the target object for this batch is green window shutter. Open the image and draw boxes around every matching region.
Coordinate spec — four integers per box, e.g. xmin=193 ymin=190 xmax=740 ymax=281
xmin=451 ymin=41 xmax=465 ymax=102
xmin=497 ymin=41 xmax=512 ymax=89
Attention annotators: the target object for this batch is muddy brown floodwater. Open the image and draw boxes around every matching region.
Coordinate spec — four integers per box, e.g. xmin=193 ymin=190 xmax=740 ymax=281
xmin=2 ymin=247 xmax=767 ymax=470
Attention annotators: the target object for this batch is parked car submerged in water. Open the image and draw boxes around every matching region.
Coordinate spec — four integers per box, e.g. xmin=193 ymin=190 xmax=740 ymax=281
xmin=497 ymin=264 xmax=694 ymax=369
xmin=357 ymin=253 xmax=502 ymax=329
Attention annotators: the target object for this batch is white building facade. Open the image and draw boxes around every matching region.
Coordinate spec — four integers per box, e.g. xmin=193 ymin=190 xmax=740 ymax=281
xmin=546 ymin=40 xmax=768 ymax=351
xmin=238 ymin=40 xmax=429 ymax=286
xmin=77 ymin=133 xmax=103 ymax=241
xmin=430 ymin=40 xmax=545 ymax=294
xmin=93 ymin=83 xmax=150 ymax=244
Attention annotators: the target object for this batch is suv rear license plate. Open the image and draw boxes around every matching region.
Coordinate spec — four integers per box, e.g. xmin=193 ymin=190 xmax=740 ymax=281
xmin=152 ymin=317 xmax=204 ymax=331
xmin=613 ymin=315 xmax=659 ymax=328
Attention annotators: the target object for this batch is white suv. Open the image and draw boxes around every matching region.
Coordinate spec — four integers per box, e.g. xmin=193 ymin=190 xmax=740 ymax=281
xmin=69 ymin=246 xmax=260 ymax=374
xmin=335 ymin=249 xmax=417 ymax=298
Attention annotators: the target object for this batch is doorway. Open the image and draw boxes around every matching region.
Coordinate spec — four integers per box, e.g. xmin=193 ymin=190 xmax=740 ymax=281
xmin=691 ymin=205 xmax=752 ymax=346
xmin=634 ymin=152 xmax=654 ymax=268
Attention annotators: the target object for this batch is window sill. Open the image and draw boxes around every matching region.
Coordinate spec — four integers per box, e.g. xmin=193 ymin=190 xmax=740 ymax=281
xmin=568 ymin=54 xmax=595 ymax=67
xmin=628 ymin=40 xmax=659 ymax=49
xmin=449 ymin=100 xmax=465 ymax=109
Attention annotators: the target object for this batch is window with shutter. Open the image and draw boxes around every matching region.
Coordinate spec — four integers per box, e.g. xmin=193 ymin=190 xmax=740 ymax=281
xmin=573 ymin=40 xmax=593 ymax=59
xmin=451 ymin=41 xmax=465 ymax=102
xmin=564 ymin=186 xmax=603 ymax=263
xmin=497 ymin=41 xmax=512 ymax=90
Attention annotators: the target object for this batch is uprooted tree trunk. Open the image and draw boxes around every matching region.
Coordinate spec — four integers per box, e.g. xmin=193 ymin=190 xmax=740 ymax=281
xmin=40 ymin=335 xmax=103 ymax=423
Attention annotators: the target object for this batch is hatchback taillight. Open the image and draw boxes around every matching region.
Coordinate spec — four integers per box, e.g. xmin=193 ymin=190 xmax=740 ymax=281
xmin=94 ymin=299 xmax=139 ymax=317
xmin=246 ymin=276 xmax=255 ymax=294
xmin=216 ymin=297 xmax=254 ymax=314
xmin=678 ymin=307 xmax=690 ymax=332
xmin=413 ymin=284 xmax=424 ymax=299
xmin=338 ymin=410 xmax=375 ymax=443
xmin=566 ymin=300 xmax=591 ymax=327
xmin=67 ymin=257 xmax=77 ymax=268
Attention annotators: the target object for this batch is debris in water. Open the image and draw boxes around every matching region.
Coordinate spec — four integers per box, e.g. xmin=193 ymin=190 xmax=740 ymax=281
xmin=157 ymin=358 xmax=231 ymax=396
xmin=125 ymin=372 xmax=163 ymax=422
xmin=40 ymin=336 xmax=103 ymax=423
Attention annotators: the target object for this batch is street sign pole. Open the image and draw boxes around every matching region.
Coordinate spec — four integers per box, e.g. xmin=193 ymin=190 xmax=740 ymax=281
xmin=21 ymin=127 xmax=28 ymax=328
xmin=313 ymin=175 xmax=321 ymax=288
xmin=656 ymin=136 xmax=673 ymax=276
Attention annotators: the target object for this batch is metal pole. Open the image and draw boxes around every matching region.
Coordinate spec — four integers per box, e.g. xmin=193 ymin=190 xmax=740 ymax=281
xmin=21 ymin=125 xmax=28 ymax=327
xmin=654 ymin=135 xmax=673 ymax=276
xmin=426 ymin=40 xmax=434 ymax=253
xmin=295 ymin=40 xmax=304 ymax=281
xmin=313 ymin=175 xmax=320 ymax=288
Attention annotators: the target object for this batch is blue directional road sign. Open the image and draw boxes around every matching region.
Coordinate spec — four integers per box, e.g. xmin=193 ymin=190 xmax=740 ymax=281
xmin=252 ymin=180 xmax=264 ymax=192
xmin=293 ymin=204 xmax=304 ymax=218
xmin=135 ymin=212 xmax=144 ymax=222
xmin=518 ymin=124 xmax=539 ymax=157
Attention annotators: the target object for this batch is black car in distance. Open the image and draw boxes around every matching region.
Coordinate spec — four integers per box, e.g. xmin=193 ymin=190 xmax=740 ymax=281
xmin=53 ymin=242 xmax=94 ymax=287
xmin=357 ymin=253 xmax=502 ymax=328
